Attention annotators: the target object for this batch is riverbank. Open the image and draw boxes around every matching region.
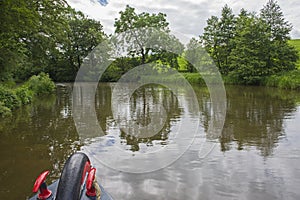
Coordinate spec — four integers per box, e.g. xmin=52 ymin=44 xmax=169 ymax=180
xmin=138 ymin=70 xmax=300 ymax=90
xmin=0 ymin=73 xmax=56 ymax=117
xmin=175 ymin=39 xmax=300 ymax=89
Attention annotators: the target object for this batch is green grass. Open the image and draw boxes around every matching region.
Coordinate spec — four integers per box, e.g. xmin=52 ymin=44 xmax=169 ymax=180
xmin=264 ymin=70 xmax=300 ymax=90
xmin=140 ymin=72 xmax=206 ymax=85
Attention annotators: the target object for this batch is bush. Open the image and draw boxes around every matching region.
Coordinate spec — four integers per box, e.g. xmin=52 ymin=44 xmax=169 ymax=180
xmin=1 ymin=80 xmax=16 ymax=88
xmin=0 ymin=101 xmax=12 ymax=117
xmin=15 ymin=86 xmax=33 ymax=104
xmin=0 ymin=85 xmax=21 ymax=109
xmin=25 ymin=72 xmax=56 ymax=95
xmin=182 ymin=73 xmax=205 ymax=85
xmin=0 ymin=73 xmax=56 ymax=117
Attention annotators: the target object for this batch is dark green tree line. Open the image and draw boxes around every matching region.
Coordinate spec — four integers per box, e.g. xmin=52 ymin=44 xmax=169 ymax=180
xmin=0 ymin=0 xmax=106 ymax=82
xmin=198 ymin=0 xmax=298 ymax=84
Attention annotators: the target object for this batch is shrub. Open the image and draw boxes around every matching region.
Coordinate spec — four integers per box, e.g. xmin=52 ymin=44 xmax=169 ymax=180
xmin=25 ymin=72 xmax=56 ymax=95
xmin=0 ymin=86 xmax=21 ymax=109
xmin=0 ymin=101 xmax=12 ymax=117
xmin=15 ymin=86 xmax=33 ymax=104
xmin=182 ymin=73 xmax=205 ymax=85
xmin=0 ymin=73 xmax=56 ymax=117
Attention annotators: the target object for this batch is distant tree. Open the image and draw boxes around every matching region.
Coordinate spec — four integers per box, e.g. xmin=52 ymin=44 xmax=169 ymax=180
xmin=185 ymin=38 xmax=201 ymax=72
xmin=200 ymin=1 xmax=298 ymax=85
xmin=114 ymin=5 xmax=183 ymax=68
xmin=261 ymin=0 xmax=292 ymax=41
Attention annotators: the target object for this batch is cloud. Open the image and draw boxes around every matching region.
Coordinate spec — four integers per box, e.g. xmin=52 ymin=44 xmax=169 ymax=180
xmin=66 ymin=0 xmax=300 ymax=39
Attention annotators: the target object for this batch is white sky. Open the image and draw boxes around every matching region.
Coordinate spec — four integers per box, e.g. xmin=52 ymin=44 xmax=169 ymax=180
xmin=66 ymin=0 xmax=300 ymax=41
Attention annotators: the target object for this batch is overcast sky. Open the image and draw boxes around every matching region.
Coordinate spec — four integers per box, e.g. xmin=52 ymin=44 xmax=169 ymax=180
xmin=66 ymin=0 xmax=300 ymax=41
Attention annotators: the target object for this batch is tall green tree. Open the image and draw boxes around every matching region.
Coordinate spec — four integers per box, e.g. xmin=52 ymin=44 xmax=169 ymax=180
xmin=1 ymin=0 xmax=106 ymax=82
xmin=21 ymin=0 xmax=70 ymax=79
xmin=56 ymin=9 xmax=105 ymax=81
xmin=200 ymin=5 xmax=236 ymax=75
xmin=228 ymin=13 xmax=270 ymax=84
xmin=185 ymin=38 xmax=201 ymax=72
xmin=260 ymin=0 xmax=298 ymax=73
xmin=0 ymin=0 xmax=38 ymax=80
xmin=114 ymin=5 xmax=183 ymax=67
xmin=218 ymin=5 xmax=236 ymax=74
xmin=200 ymin=16 xmax=220 ymax=68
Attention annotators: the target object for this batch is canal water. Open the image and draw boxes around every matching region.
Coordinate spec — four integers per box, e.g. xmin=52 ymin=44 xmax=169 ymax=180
xmin=0 ymin=83 xmax=300 ymax=199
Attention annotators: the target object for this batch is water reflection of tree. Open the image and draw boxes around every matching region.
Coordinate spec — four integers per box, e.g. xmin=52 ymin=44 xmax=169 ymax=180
xmin=193 ymin=85 xmax=299 ymax=156
xmin=121 ymin=85 xmax=181 ymax=152
xmin=221 ymin=86 xmax=298 ymax=156
xmin=95 ymin=84 xmax=182 ymax=152
xmin=95 ymin=83 xmax=113 ymax=132
xmin=0 ymin=85 xmax=82 ymax=199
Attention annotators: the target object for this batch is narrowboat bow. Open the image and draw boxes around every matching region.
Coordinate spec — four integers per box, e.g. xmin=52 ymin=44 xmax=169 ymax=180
xmin=29 ymin=153 xmax=113 ymax=200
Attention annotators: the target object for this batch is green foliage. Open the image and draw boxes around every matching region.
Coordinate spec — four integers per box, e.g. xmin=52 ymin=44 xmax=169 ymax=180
xmin=139 ymin=73 xmax=206 ymax=85
xmin=101 ymin=65 xmax=123 ymax=82
xmin=25 ymin=73 xmax=56 ymax=95
xmin=182 ymin=73 xmax=205 ymax=85
xmin=0 ymin=85 xmax=20 ymax=110
xmin=114 ymin=5 xmax=184 ymax=70
xmin=199 ymin=1 xmax=298 ymax=85
xmin=264 ymin=70 xmax=300 ymax=90
xmin=15 ymin=86 xmax=33 ymax=104
xmin=1 ymin=80 xmax=16 ymax=88
xmin=0 ymin=73 xmax=56 ymax=116
xmin=200 ymin=5 xmax=236 ymax=74
xmin=184 ymin=38 xmax=202 ymax=73
xmin=0 ymin=0 xmax=106 ymax=82
xmin=0 ymin=101 xmax=12 ymax=117
xmin=177 ymin=56 xmax=189 ymax=71
xmin=289 ymin=39 xmax=300 ymax=69
xmin=228 ymin=14 xmax=269 ymax=85
xmin=56 ymin=9 xmax=105 ymax=81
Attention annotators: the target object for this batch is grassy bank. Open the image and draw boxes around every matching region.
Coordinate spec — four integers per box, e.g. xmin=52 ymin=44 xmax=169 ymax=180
xmin=140 ymin=73 xmax=206 ymax=85
xmin=263 ymin=70 xmax=300 ymax=90
xmin=0 ymin=73 xmax=56 ymax=117
xmin=140 ymin=69 xmax=300 ymax=90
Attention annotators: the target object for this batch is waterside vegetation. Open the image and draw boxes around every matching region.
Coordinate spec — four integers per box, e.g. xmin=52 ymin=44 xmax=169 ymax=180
xmin=1 ymin=0 xmax=300 ymax=117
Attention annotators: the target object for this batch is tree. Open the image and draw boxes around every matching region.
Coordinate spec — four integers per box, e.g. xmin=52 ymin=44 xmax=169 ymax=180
xmin=57 ymin=9 xmax=105 ymax=81
xmin=260 ymin=0 xmax=298 ymax=73
xmin=0 ymin=0 xmax=106 ymax=82
xmin=185 ymin=38 xmax=201 ymax=72
xmin=261 ymin=0 xmax=292 ymax=41
xmin=200 ymin=5 xmax=236 ymax=75
xmin=218 ymin=5 xmax=236 ymax=74
xmin=114 ymin=5 xmax=183 ymax=67
xmin=0 ymin=0 xmax=38 ymax=80
xmin=16 ymin=0 xmax=70 ymax=80
xmin=228 ymin=13 xmax=270 ymax=84
xmin=200 ymin=16 xmax=220 ymax=68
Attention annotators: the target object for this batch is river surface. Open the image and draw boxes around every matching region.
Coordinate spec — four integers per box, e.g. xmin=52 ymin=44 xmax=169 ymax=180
xmin=0 ymin=83 xmax=300 ymax=200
